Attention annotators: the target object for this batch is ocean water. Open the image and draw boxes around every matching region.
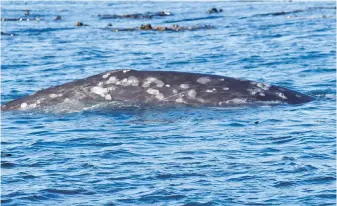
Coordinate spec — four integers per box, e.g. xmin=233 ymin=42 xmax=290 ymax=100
xmin=1 ymin=1 xmax=336 ymax=205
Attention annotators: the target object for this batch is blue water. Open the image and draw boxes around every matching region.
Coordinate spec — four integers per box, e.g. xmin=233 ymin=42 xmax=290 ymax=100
xmin=1 ymin=1 xmax=336 ymax=205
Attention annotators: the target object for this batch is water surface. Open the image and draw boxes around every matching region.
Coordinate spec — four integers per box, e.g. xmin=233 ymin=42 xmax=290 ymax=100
xmin=1 ymin=1 xmax=336 ymax=205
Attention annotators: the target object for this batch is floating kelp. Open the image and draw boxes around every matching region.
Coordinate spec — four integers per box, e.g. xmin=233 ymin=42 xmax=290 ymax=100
xmin=54 ymin=15 xmax=62 ymax=21
xmin=76 ymin=21 xmax=89 ymax=27
xmin=104 ymin=24 xmax=214 ymax=32
xmin=207 ymin=8 xmax=223 ymax=14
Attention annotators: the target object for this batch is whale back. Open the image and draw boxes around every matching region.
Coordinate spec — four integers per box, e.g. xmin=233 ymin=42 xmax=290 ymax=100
xmin=1 ymin=69 xmax=314 ymax=111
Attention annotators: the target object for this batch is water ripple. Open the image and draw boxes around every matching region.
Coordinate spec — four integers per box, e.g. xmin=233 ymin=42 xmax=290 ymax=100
xmin=1 ymin=1 xmax=335 ymax=206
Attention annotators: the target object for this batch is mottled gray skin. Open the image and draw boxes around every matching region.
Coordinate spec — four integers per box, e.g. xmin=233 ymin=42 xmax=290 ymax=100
xmin=1 ymin=69 xmax=314 ymax=111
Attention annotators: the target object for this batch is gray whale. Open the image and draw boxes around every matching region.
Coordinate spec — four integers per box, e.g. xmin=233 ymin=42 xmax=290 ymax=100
xmin=1 ymin=69 xmax=314 ymax=111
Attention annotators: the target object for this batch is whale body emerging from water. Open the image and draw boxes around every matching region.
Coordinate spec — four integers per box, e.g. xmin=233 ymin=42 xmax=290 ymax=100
xmin=1 ymin=69 xmax=314 ymax=111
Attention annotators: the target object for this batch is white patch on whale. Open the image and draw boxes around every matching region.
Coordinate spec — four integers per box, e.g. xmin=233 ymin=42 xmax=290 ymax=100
xmin=197 ymin=77 xmax=211 ymax=84
xmin=147 ymin=88 xmax=160 ymax=95
xmin=155 ymin=93 xmax=165 ymax=100
xmin=91 ymin=86 xmax=108 ymax=97
xmin=197 ymin=98 xmax=205 ymax=103
xmin=223 ymin=87 xmax=229 ymax=91
xmin=256 ymin=83 xmax=270 ymax=90
xmin=20 ymin=103 xmax=27 ymax=108
xmin=107 ymin=86 xmax=116 ymax=91
xmin=20 ymin=103 xmax=36 ymax=110
xmin=121 ymin=78 xmax=128 ymax=85
xmin=147 ymin=88 xmax=165 ymax=101
xmin=127 ymin=76 xmax=139 ymax=86
xmin=247 ymin=88 xmax=262 ymax=95
xmin=226 ymin=98 xmax=247 ymax=104
xmin=188 ymin=90 xmax=197 ymax=99
xmin=142 ymin=77 xmax=164 ymax=88
xmin=180 ymin=84 xmax=189 ymax=89
xmin=176 ymin=98 xmax=185 ymax=103
xmin=119 ymin=77 xmax=139 ymax=87
xmin=106 ymin=76 xmax=118 ymax=84
xmin=276 ymin=92 xmax=287 ymax=99
xmin=105 ymin=94 xmax=112 ymax=100
xmin=49 ymin=94 xmax=58 ymax=98
xmin=102 ymin=73 xmax=110 ymax=79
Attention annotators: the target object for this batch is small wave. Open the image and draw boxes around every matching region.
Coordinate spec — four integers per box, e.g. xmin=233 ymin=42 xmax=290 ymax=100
xmin=305 ymin=176 xmax=336 ymax=184
xmin=282 ymin=156 xmax=296 ymax=161
xmin=274 ymin=181 xmax=296 ymax=188
xmin=100 ymin=149 xmax=138 ymax=158
xmin=118 ymin=161 xmax=147 ymax=166
xmin=13 ymin=27 xmax=75 ymax=35
xmin=183 ymin=201 xmax=216 ymax=206
xmin=1 ymin=199 xmax=12 ymax=204
xmin=292 ymin=165 xmax=318 ymax=173
xmin=28 ymin=130 xmax=50 ymax=136
xmin=300 ymin=153 xmax=335 ymax=160
xmin=155 ymin=172 xmax=206 ymax=180
xmin=313 ymin=193 xmax=337 ymax=199
xmin=118 ymin=189 xmax=186 ymax=204
xmin=107 ymin=175 xmax=140 ymax=181
xmin=80 ymin=163 xmax=98 ymax=169
xmin=308 ymin=6 xmax=336 ymax=10
xmin=308 ymin=90 xmax=336 ymax=101
xmin=260 ymin=147 xmax=281 ymax=153
xmin=228 ymin=122 xmax=245 ymax=127
xmin=270 ymin=136 xmax=296 ymax=144
xmin=253 ymin=9 xmax=304 ymax=17
xmin=40 ymin=188 xmax=95 ymax=195
xmin=1 ymin=161 xmax=15 ymax=169
xmin=22 ymin=174 xmax=37 ymax=179
xmin=163 ymin=16 xmax=223 ymax=23
xmin=19 ymin=194 xmax=49 ymax=201
xmin=227 ymin=175 xmax=258 ymax=182
xmin=1 ymin=152 xmax=13 ymax=157
xmin=252 ymin=6 xmax=336 ymax=19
